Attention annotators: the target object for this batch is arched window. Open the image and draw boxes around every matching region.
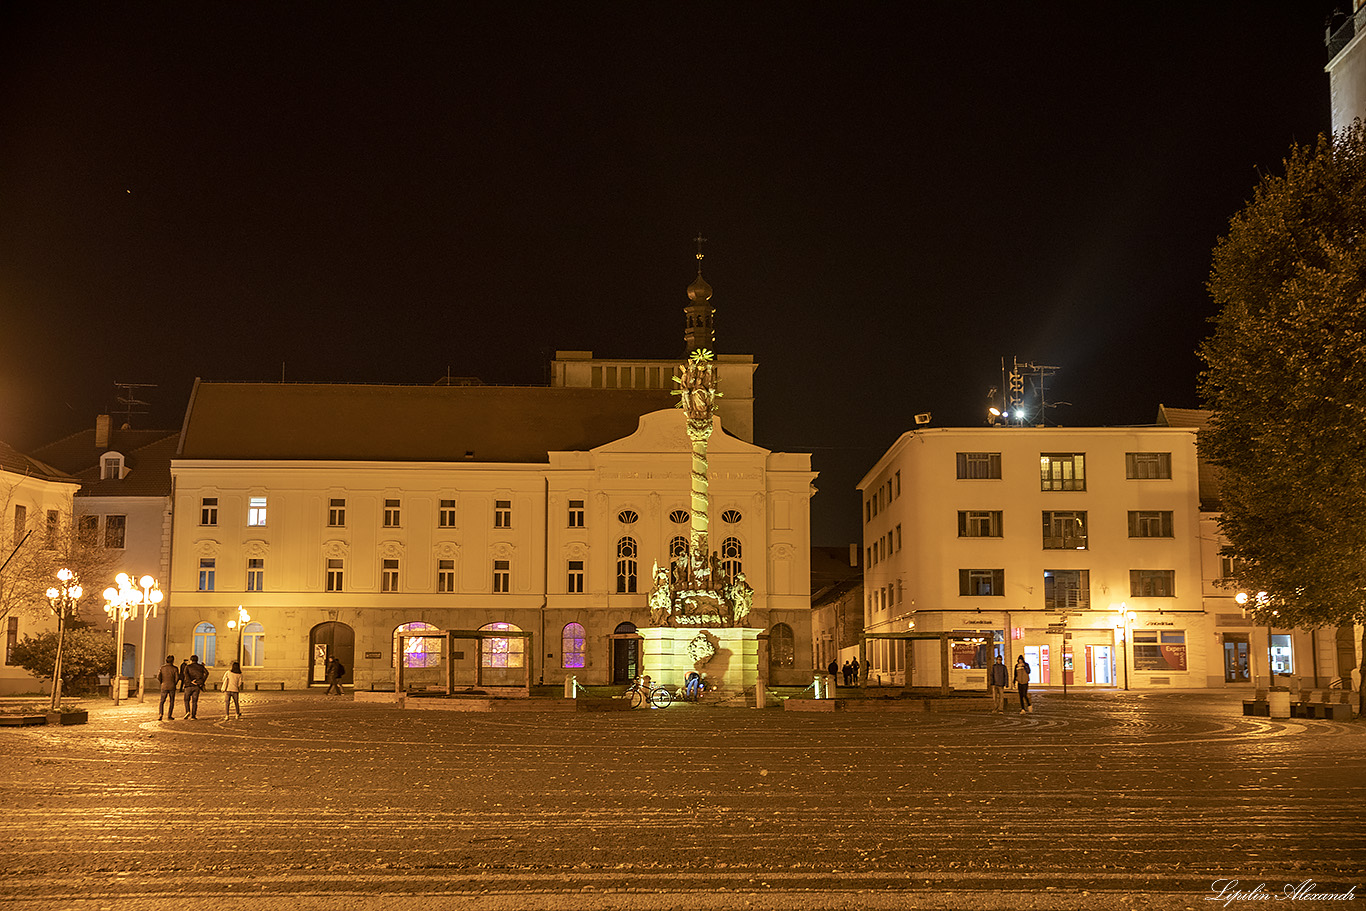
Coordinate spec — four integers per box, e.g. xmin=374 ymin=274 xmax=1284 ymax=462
xmin=396 ymin=621 xmax=442 ymax=669
xmin=193 ymin=621 xmax=217 ymax=667
xmin=616 ymin=537 xmax=638 ymax=593
xmin=242 ymin=621 xmax=265 ymax=667
xmin=480 ymin=621 xmax=524 ymax=668
xmin=771 ymin=623 xmax=795 ymax=669
xmin=669 ymin=535 xmax=688 ymax=561
xmin=720 ymin=536 xmax=742 ymax=580
xmin=562 ymin=622 xmax=586 ymax=669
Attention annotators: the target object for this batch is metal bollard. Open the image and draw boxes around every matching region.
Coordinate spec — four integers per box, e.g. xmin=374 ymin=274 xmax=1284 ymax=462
xmin=564 ymin=676 xmax=577 ymax=699
xmin=753 ymin=679 xmax=766 ymax=708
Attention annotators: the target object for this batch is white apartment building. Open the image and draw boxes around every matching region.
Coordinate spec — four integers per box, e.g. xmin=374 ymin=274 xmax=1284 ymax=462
xmin=858 ymin=425 xmax=1219 ymax=691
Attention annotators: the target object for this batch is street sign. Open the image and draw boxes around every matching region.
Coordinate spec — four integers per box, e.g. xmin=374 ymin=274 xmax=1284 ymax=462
xmin=1047 ymin=624 xmax=1067 ymax=634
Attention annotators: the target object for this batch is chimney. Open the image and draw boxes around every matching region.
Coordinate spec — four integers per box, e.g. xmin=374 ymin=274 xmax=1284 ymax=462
xmin=849 ymin=543 xmax=859 ymax=567
xmin=95 ymin=415 xmax=111 ymax=449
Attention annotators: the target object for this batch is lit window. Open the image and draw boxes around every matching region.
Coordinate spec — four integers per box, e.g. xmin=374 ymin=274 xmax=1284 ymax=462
xmin=437 ymin=559 xmax=456 ymax=593
xmin=1128 ymin=511 xmax=1174 ymax=538
xmin=493 ymin=559 xmax=510 ymax=593
xmin=381 ymin=558 xmax=400 ymax=592
xmin=1134 ymin=630 xmax=1187 ymax=671
xmin=567 ymin=560 xmax=584 ymax=593
xmin=384 ymin=499 xmax=401 ymax=527
xmin=398 ymin=621 xmax=442 ymax=668
xmin=247 ymin=496 xmax=267 ymax=527
xmin=1042 ymin=511 xmax=1088 ymax=549
xmin=480 ymin=621 xmax=523 ymax=668
xmin=198 ymin=558 xmax=215 ymax=591
xmin=721 ymin=537 xmax=742 ymax=579
xmin=326 ymin=558 xmax=344 ymax=592
xmin=328 ymin=498 xmax=346 ymax=527
xmin=562 ymin=622 xmax=586 ymax=668
xmin=438 ymin=499 xmax=457 ymax=527
xmin=494 ymin=500 xmax=512 ymax=528
xmin=104 ymin=514 xmax=126 ymax=549
xmin=246 ymin=558 xmax=264 ymax=592
xmin=616 ymin=538 xmax=638 ymax=593
xmin=1040 ymin=454 xmax=1085 ymax=491
xmin=193 ymin=621 xmax=217 ymax=666
xmin=567 ymin=499 xmax=585 ymax=528
xmin=242 ymin=622 xmax=264 ymax=667
xmin=200 ymin=497 xmax=218 ymax=526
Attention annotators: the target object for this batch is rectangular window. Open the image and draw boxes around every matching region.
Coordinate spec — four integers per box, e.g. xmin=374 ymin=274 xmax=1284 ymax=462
xmin=1126 ymin=452 xmax=1172 ymax=480
xmin=247 ymin=496 xmax=267 ymax=527
xmin=1128 ymin=510 xmax=1174 ymax=538
xmin=895 ymin=524 xmax=902 ymax=551
xmin=494 ymin=499 xmax=512 ymax=528
xmin=1042 ymin=511 xmax=1088 ymax=550
xmin=1130 ymin=569 xmax=1176 ymax=597
xmin=864 ymin=501 xmax=871 ymax=524
xmin=895 ymin=470 xmax=901 ymax=498
xmin=959 ymin=568 xmax=1004 ymax=596
xmin=381 ymin=559 xmax=400 ymax=592
xmin=567 ymin=499 xmax=585 ymax=528
xmin=198 ymin=558 xmax=216 ymax=592
xmin=13 ymin=505 xmax=25 ymax=540
xmin=1040 ymin=453 xmax=1085 ymax=491
xmin=1219 ymin=554 xmax=1247 ymax=582
xmin=956 ymin=452 xmax=1002 ymax=480
xmin=246 ymin=558 xmax=264 ymax=592
xmin=957 ymin=510 xmax=1003 ymax=538
xmin=1043 ymin=569 xmax=1089 ymax=610
xmin=201 ymin=497 xmax=218 ymax=526
xmin=437 ymin=559 xmax=456 ymax=593
xmin=5 ymin=617 xmax=17 ymax=665
xmin=102 ymin=457 xmax=121 ymax=480
xmin=438 ymin=499 xmax=457 ymax=527
xmin=1133 ymin=630 xmax=1187 ymax=671
xmin=493 ymin=559 xmax=510 ymax=593
xmin=567 ymin=560 xmax=584 ymax=593
xmin=328 ymin=498 xmax=346 ymax=527
xmin=77 ymin=514 xmax=98 ymax=545
xmin=45 ymin=510 xmax=59 ymax=544
xmin=104 ymin=514 xmax=126 ymax=549
xmin=326 ymin=559 xmax=344 ymax=592
xmin=383 ymin=499 xmax=401 ymax=527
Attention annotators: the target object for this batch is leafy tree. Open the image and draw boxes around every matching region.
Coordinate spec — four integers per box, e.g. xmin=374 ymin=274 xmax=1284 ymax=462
xmin=9 ymin=626 xmax=113 ymax=696
xmin=1199 ymin=120 xmax=1366 ymax=711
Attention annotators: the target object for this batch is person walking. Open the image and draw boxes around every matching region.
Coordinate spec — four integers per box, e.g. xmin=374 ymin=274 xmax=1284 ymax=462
xmin=324 ymin=656 xmax=345 ymax=695
xmin=182 ymin=655 xmax=209 ymax=719
xmin=988 ymin=654 xmax=1009 ymax=713
xmin=223 ymin=660 xmax=244 ymax=720
xmin=827 ymin=659 xmax=839 ymax=680
xmin=1014 ymin=656 xmax=1033 ymax=714
xmin=157 ymin=655 xmax=178 ymax=720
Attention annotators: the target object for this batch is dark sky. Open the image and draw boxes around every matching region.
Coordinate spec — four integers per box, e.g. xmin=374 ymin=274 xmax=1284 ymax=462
xmin=0 ymin=1 xmax=1344 ymax=546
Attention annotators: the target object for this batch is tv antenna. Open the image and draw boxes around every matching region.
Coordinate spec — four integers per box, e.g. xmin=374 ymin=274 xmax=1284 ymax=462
xmin=113 ymin=383 xmax=155 ymax=427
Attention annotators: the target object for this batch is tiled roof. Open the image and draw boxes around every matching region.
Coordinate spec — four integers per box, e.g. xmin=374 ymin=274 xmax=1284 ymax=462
xmin=32 ymin=428 xmax=180 ymax=498
xmin=177 ymin=382 xmax=678 ymax=462
xmin=0 ymin=440 xmax=71 ymax=481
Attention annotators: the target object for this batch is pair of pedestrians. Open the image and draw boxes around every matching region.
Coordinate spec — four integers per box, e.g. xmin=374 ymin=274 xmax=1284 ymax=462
xmin=155 ymin=654 xmax=244 ymax=720
xmin=988 ymin=655 xmax=1034 ymax=714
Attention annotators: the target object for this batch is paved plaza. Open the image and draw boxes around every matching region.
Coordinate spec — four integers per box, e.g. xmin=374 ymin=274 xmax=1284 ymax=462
xmin=0 ymin=689 xmax=1361 ymax=910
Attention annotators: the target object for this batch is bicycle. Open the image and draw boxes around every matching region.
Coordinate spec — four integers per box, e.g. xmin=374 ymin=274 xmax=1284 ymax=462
xmin=625 ymin=676 xmax=673 ymax=708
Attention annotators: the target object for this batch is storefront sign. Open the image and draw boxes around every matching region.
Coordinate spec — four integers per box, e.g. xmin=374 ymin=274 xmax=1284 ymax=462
xmin=960 ymin=618 xmax=996 ymax=626
xmin=364 ymin=651 xmax=382 ymax=659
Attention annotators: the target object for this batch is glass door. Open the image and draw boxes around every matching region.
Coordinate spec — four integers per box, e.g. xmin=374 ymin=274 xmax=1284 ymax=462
xmin=1223 ymin=634 xmax=1251 ymax=683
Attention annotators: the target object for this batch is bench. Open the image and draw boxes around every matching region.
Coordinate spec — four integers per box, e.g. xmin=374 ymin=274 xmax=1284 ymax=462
xmin=253 ymin=681 xmax=286 ymax=691
xmin=1291 ymin=689 xmax=1354 ymax=721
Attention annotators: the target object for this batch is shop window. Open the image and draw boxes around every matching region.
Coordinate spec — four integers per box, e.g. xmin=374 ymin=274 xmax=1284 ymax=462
xmin=1133 ymin=630 xmax=1187 ymax=672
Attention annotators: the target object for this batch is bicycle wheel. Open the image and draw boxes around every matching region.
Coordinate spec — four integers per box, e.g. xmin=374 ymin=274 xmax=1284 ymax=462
xmin=651 ymin=687 xmax=673 ymax=708
xmin=629 ymin=689 xmax=644 ymax=709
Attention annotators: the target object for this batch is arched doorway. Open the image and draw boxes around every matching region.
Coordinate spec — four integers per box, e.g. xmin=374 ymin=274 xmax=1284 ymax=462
xmin=612 ymin=621 xmax=639 ymax=684
xmin=309 ymin=621 xmax=354 ymax=686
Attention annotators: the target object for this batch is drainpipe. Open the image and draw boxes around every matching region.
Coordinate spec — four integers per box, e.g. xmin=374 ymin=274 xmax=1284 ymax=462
xmin=540 ymin=476 xmax=549 ymax=686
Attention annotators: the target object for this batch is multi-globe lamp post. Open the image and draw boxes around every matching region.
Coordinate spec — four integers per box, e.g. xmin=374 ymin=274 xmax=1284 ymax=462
xmin=1235 ymin=590 xmax=1277 ymax=687
xmin=102 ymin=573 xmax=163 ymax=706
xmin=44 ymin=568 xmax=83 ymax=711
xmin=227 ymin=605 xmax=251 ymax=666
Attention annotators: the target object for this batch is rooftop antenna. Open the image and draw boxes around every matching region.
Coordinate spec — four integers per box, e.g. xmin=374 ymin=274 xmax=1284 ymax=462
xmin=113 ymin=383 xmax=154 ymax=428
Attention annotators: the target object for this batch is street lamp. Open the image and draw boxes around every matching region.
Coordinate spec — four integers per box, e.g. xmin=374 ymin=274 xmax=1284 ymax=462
xmin=1112 ymin=603 xmax=1136 ymax=691
xmin=102 ymin=573 xmax=163 ymax=706
xmin=227 ymin=605 xmax=251 ymax=666
xmin=44 ymin=568 xmax=83 ymax=711
xmin=1236 ymin=591 xmax=1277 ymax=686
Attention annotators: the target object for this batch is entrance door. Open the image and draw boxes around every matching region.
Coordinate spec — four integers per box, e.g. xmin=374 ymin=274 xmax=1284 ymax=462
xmin=612 ymin=622 xmax=639 ymax=683
xmin=1223 ymin=633 xmax=1251 ymax=683
xmin=310 ymin=621 xmax=355 ymax=686
xmin=1086 ymin=645 xmax=1114 ymax=685
xmin=121 ymin=643 xmax=137 ymax=678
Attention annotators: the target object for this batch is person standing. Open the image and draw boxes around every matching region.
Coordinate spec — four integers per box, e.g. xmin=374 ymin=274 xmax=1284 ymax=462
xmin=827 ymin=658 xmax=839 ymax=680
xmin=988 ymin=654 xmax=1009 ymax=713
xmin=223 ymin=660 xmax=244 ymax=720
xmin=182 ymin=655 xmax=209 ymax=719
xmin=324 ymin=656 xmax=345 ymax=695
xmin=1015 ymin=656 xmax=1033 ymax=714
xmin=157 ymin=655 xmax=178 ymax=720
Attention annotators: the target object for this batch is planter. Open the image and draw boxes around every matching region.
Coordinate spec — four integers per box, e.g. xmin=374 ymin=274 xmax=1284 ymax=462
xmin=46 ymin=710 xmax=89 ymax=725
xmin=0 ymin=715 xmax=47 ymax=726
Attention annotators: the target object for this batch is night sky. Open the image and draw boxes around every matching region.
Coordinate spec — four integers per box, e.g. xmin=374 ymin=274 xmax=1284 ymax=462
xmin=0 ymin=2 xmax=1344 ymax=546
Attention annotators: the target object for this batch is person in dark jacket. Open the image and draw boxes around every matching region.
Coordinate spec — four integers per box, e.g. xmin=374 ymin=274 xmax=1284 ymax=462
xmin=157 ymin=656 xmax=178 ymax=720
xmin=182 ymin=655 xmax=209 ymax=719
xmin=1014 ymin=656 xmax=1033 ymax=714
xmin=988 ymin=655 xmax=1009 ymax=713
xmin=325 ymin=656 xmax=345 ymax=695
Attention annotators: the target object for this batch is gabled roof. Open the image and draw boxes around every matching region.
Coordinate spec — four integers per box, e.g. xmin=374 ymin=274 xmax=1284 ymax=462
xmin=32 ymin=428 xmax=180 ymax=497
xmin=0 ymin=440 xmax=71 ymax=481
xmin=177 ymin=381 xmax=677 ymax=463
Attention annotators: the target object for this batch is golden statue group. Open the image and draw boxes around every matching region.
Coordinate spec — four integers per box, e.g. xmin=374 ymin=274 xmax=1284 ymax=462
xmin=647 ymin=348 xmax=754 ymax=628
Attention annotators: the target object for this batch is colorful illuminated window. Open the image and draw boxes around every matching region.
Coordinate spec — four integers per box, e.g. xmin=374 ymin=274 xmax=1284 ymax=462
xmin=397 ymin=621 xmax=442 ymax=668
xmin=1040 ymin=453 xmax=1085 ymax=491
xmin=562 ymin=622 xmax=586 ymax=668
xmin=480 ymin=621 xmax=523 ymax=668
